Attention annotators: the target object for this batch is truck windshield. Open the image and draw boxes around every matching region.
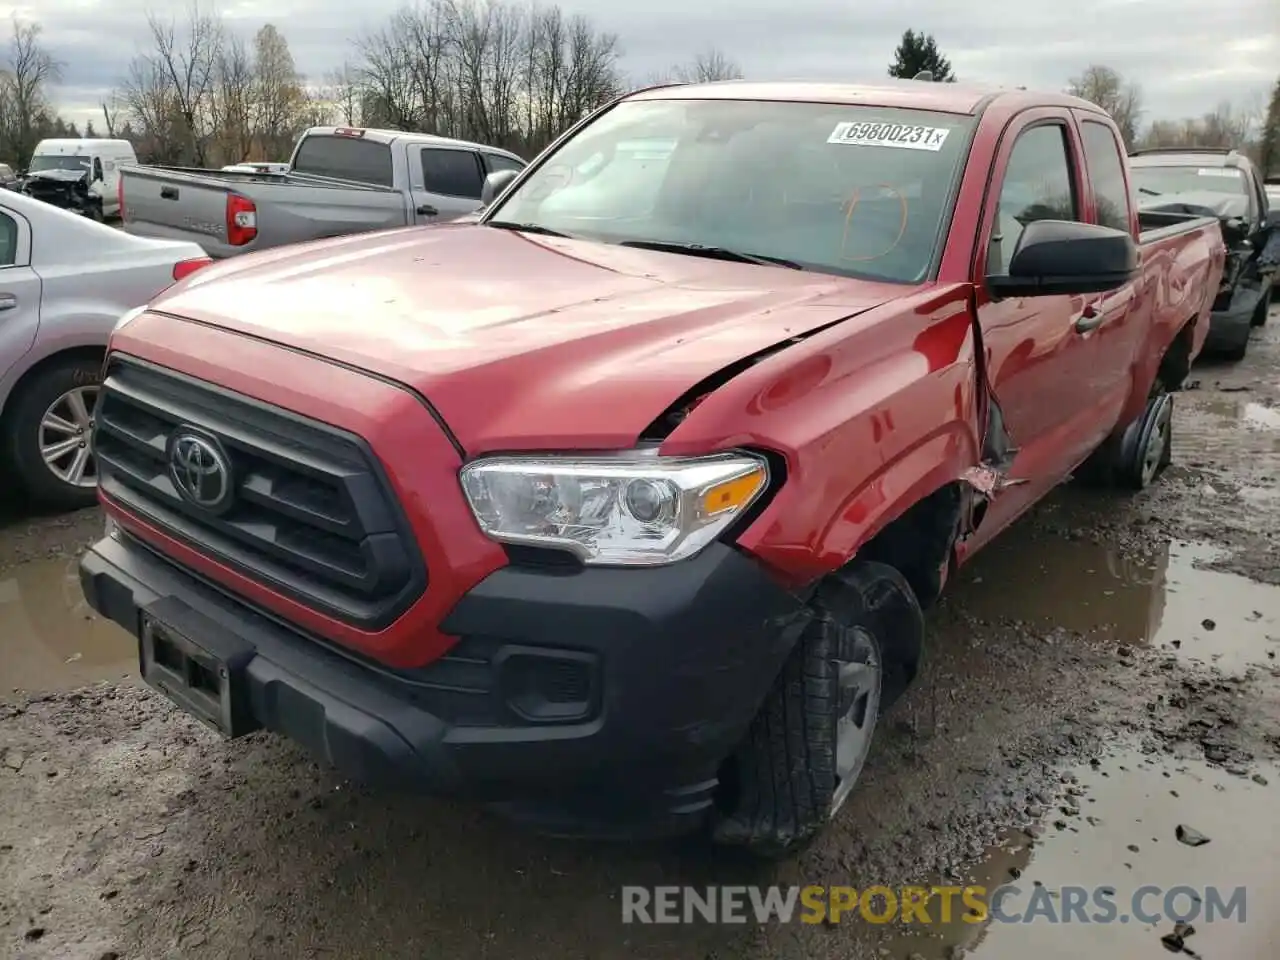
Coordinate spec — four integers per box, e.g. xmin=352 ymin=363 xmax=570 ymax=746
xmin=29 ymin=155 xmax=91 ymax=173
xmin=1131 ymin=165 xmax=1248 ymax=197
xmin=487 ymin=99 xmax=974 ymax=283
xmin=292 ymin=135 xmax=393 ymax=187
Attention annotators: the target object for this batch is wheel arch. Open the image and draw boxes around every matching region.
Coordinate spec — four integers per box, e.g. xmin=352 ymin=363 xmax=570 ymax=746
xmin=0 ymin=342 xmax=107 ymax=424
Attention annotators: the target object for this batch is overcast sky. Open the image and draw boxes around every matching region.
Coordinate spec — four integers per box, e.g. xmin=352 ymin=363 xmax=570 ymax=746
xmin=6 ymin=0 xmax=1277 ymax=132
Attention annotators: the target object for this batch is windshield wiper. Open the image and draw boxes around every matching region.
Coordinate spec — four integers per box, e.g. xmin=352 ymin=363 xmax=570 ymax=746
xmin=485 ymin=220 xmax=572 ymax=238
xmin=617 ymin=239 xmax=804 ymax=270
xmin=1137 ymin=187 xmax=1162 ymax=196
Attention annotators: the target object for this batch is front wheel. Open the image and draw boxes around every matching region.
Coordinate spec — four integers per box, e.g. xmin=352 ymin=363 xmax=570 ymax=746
xmin=711 ymin=561 xmax=924 ymax=859
xmin=3 ymin=356 xmax=103 ymax=510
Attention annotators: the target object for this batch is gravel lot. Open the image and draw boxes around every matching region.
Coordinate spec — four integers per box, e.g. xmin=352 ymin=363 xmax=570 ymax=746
xmin=2 ymin=307 xmax=1279 ymax=960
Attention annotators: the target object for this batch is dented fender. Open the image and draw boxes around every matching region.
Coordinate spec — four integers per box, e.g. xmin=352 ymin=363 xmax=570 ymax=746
xmin=659 ymin=285 xmax=993 ymax=586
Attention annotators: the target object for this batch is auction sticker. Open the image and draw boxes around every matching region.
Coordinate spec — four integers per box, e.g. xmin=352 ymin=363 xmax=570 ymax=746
xmin=828 ymin=121 xmax=951 ymax=151
xmin=1197 ymin=167 xmax=1239 ymax=178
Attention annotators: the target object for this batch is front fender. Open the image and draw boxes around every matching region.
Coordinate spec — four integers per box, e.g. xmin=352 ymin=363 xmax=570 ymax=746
xmin=659 ymin=287 xmax=983 ymax=587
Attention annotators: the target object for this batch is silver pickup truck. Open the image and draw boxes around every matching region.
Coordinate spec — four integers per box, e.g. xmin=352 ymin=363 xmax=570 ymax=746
xmin=119 ymin=127 xmax=526 ymax=258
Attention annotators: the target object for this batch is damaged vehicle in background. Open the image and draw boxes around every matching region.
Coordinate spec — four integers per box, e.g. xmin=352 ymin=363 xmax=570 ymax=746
xmin=22 ymin=139 xmax=137 ymax=221
xmin=80 ymin=80 xmax=1225 ymax=859
xmin=1131 ymin=148 xmax=1279 ymax=360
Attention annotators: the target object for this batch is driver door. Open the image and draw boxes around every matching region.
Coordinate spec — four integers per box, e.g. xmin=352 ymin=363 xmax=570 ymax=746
xmin=968 ymin=111 xmax=1104 ymax=540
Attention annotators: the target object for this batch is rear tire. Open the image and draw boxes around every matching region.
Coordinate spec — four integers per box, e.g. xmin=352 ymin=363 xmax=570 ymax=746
xmin=710 ymin=561 xmax=923 ymax=859
xmin=3 ymin=355 xmax=103 ymax=511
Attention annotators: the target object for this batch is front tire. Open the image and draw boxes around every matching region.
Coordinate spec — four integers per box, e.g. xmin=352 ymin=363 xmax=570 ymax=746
xmin=3 ymin=356 xmax=103 ymax=511
xmin=711 ymin=561 xmax=923 ymax=859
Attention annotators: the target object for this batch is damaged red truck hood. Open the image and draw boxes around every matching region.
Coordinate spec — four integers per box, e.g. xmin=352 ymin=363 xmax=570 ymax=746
xmin=148 ymin=224 xmax=906 ymax=452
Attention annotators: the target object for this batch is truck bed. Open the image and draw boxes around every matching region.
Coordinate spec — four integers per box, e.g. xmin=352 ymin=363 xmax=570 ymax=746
xmin=120 ymin=165 xmax=410 ymax=259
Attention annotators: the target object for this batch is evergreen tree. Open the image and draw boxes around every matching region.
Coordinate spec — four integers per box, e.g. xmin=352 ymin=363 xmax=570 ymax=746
xmin=888 ymin=30 xmax=956 ymax=82
xmin=1260 ymin=75 xmax=1280 ymax=178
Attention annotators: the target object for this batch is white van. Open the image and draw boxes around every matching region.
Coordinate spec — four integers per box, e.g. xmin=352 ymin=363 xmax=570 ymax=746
xmin=26 ymin=139 xmax=138 ymax=219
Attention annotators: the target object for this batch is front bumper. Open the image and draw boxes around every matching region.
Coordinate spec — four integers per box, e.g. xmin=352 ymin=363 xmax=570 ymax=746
xmin=80 ymin=533 xmax=809 ymax=838
xmin=1205 ymin=280 xmax=1268 ymax=351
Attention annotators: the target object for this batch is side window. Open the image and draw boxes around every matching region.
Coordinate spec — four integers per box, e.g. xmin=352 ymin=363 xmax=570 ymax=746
xmin=0 ymin=212 xmax=17 ymax=267
xmin=93 ymin=158 xmax=103 ymax=181
xmin=484 ymin=153 xmax=524 ymax=175
xmin=988 ymin=124 xmax=1078 ymax=276
xmin=421 ymin=149 xmax=484 ymax=199
xmin=1080 ymin=121 xmax=1131 ymax=232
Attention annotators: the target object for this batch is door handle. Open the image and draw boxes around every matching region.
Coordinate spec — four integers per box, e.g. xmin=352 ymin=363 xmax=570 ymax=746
xmin=0 ymin=294 xmax=16 ymax=311
xmin=417 ymin=203 xmax=438 ymax=216
xmin=1074 ymin=304 xmax=1104 ymax=333
xmin=160 ymin=186 xmax=179 ymax=200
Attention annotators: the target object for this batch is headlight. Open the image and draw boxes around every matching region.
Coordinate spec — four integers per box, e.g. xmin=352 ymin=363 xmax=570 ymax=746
xmin=459 ymin=450 xmax=770 ymax=565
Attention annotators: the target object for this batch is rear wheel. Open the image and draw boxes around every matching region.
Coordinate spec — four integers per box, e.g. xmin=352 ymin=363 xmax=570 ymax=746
xmin=710 ymin=561 xmax=923 ymax=859
xmin=3 ymin=355 xmax=103 ymax=510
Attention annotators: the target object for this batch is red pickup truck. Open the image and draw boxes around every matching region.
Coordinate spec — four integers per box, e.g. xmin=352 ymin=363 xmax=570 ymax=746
xmin=79 ymin=80 xmax=1224 ymax=857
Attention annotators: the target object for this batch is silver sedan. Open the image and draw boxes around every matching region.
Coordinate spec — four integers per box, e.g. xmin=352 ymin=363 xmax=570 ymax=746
xmin=0 ymin=188 xmax=210 ymax=509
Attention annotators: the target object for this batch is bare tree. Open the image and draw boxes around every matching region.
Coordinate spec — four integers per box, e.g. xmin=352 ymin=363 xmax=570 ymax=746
xmin=142 ymin=4 xmax=224 ymax=165
xmin=100 ymin=95 xmax=121 ymax=137
xmin=252 ymin=25 xmax=305 ymax=159
xmin=348 ymin=0 xmax=621 ymax=156
xmin=1067 ymin=65 xmax=1143 ymax=149
xmin=323 ymin=63 xmax=364 ymax=126
xmin=0 ymin=17 xmax=63 ymax=164
xmin=670 ymin=46 xmax=743 ymax=83
xmin=119 ymin=52 xmax=185 ymax=164
xmin=1139 ymin=102 xmax=1255 ymax=151
xmin=211 ymin=32 xmax=255 ymax=163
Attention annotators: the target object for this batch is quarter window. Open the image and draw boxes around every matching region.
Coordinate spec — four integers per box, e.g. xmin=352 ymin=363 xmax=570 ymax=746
xmin=0 ymin=212 xmax=17 ymax=266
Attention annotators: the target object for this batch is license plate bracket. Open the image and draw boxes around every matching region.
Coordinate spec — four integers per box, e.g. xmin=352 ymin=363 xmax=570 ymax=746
xmin=139 ymin=597 xmax=259 ymax=738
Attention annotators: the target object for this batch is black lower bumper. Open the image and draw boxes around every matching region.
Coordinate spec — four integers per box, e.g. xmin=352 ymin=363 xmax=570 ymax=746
xmin=79 ymin=534 xmax=808 ymax=838
xmin=1205 ymin=279 xmax=1270 ymax=352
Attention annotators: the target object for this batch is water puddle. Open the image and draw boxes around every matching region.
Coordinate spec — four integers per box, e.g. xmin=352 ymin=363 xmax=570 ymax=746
xmin=932 ymin=749 xmax=1278 ymax=959
xmin=0 ymin=554 xmax=137 ymax=694
xmin=956 ymin=536 xmax=1280 ymax=672
xmin=1241 ymin=402 xmax=1280 ymax=431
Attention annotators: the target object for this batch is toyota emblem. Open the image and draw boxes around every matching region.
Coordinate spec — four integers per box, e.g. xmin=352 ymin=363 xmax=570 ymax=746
xmin=169 ymin=432 xmax=233 ymax=510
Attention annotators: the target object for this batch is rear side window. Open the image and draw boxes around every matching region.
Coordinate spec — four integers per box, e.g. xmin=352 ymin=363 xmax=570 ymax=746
xmin=421 ymin=149 xmax=483 ymax=199
xmin=1081 ymin=121 xmax=1131 ymax=232
xmin=484 ymin=153 xmax=524 ymax=175
xmin=0 ymin=212 xmax=17 ymax=266
xmin=292 ymin=135 xmax=393 ymax=187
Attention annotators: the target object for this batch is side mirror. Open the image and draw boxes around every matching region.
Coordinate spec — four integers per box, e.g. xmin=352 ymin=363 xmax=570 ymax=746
xmin=1264 ymin=209 xmax=1280 ymax=231
xmin=480 ymin=169 xmax=519 ymax=207
xmin=987 ymin=219 xmax=1138 ymax=298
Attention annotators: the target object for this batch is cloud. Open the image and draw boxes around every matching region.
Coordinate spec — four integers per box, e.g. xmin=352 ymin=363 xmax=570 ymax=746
xmin=9 ymin=0 xmax=1278 ymax=128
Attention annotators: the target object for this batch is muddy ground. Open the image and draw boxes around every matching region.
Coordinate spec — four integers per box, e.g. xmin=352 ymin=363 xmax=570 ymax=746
xmin=2 ymin=308 xmax=1279 ymax=960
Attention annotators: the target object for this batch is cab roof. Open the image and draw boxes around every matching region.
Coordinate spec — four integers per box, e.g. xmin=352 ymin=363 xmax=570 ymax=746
xmin=625 ymin=78 xmax=1108 ymax=117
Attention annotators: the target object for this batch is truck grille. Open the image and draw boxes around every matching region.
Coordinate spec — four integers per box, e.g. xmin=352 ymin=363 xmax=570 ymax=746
xmin=93 ymin=356 xmax=426 ymax=628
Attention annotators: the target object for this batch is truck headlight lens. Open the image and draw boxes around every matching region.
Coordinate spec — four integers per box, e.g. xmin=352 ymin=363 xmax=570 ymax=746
xmin=459 ymin=451 xmax=770 ymax=565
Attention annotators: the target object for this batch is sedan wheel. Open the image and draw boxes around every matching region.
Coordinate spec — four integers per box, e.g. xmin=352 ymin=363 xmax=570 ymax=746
xmin=4 ymin=355 xmax=104 ymax=511
xmin=39 ymin=385 xmax=100 ymax=488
